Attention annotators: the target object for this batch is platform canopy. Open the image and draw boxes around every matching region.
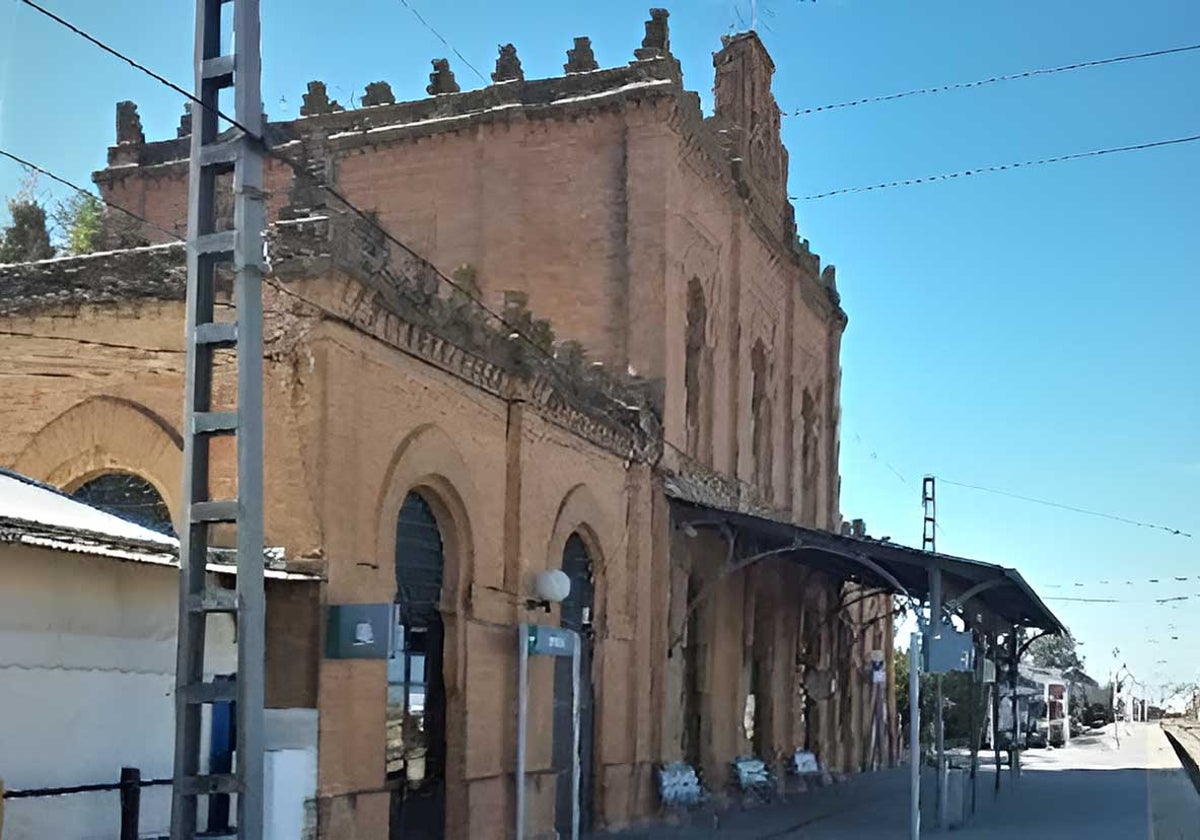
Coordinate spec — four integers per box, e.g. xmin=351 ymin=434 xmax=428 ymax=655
xmin=665 ymin=477 xmax=1065 ymax=638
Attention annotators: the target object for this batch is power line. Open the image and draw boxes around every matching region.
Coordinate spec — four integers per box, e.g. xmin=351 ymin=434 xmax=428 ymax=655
xmin=846 ymin=432 xmax=949 ymax=537
xmin=1045 ymin=596 xmax=1123 ymax=604
xmin=1044 ymin=576 xmax=1198 ymax=589
xmin=1046 ymin=595 xmax=1198 ymax=605
xmin=395 ymin=0 xmax=488 ymax=85
xmin=24 ymin=4 xmax=1191 ymax=533
xmin=0 ymin=148 xmax=183 ymax=243
xmin=795 ymin=133 xmax=1200 ymax=200
xmin=0 ymin=144 xmax=648 ymax=470
xmin=790 ymin=42 xmax=1200 ymax=116
xmin=14 ymin=0 xmax=228 ymax=123
xmin=17 ymin=9 xmax=1191 ymax=633
xmin=16 ymin=0 xmax=251 ymax=135
xmin=15 ymin=3 xmax=466 ymax=336
xmin=16 ymin=1 xmax=649 ymax=436
xmin=938 ymin=477 xmax=1194 ymax=538
xmin=4 ymin=147 xmax=621 ymax=425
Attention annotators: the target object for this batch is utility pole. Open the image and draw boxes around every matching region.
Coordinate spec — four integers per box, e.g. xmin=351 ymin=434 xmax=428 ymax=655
xmin=171 ymin=0 xmax=266 ymax=837
xmin=1111 ymin=649 xmax=1121 ymax=748
xmin=922 ymin=477 xmax=946 ymax=829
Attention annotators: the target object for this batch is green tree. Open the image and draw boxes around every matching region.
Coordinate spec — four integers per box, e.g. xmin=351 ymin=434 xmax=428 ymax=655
xmin=1026 ymin=632 xmax=1096 ymax=732
xmin=52 ymin=192 xmax=104 ymax=256
xmin=1027 ymin=632 xmax=1086 ymax=676
xmin=0 ymin=197 xmax=55 ymax=263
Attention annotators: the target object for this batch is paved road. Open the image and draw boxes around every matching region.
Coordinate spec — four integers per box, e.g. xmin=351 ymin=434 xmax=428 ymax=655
xmin=610 ymin=723 xmax=1200 ymax=839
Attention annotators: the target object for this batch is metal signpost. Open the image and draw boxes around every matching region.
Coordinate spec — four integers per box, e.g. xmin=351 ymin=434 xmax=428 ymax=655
xmin=909 ymin=631 xmax=921 ymax=840
xmin=172 ymin=0 xmax=266 ymax=837
xmin=516 ymin=624 xmax=581 ymax=840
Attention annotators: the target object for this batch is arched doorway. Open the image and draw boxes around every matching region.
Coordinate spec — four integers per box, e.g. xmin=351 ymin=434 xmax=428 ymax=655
xmin=389 ymin=492 xmax=447 ymax=839
xmin=70 ymin=472 xmax=175 ymax=536
xmin=554 ymin=533 xmax=596 ymax=836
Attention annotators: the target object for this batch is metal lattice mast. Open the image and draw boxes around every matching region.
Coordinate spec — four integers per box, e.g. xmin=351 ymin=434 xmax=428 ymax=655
xmin=922 ymin=475 xmax=943 ymax=828
xmin=922 ymin=476 xmax=936 ymax=554
xmin=172 ymin=0 xmax=265 ymax=837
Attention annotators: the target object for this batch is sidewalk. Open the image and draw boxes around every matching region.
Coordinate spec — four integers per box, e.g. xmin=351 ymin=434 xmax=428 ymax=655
xmin=606 ymin=723 xmax=1200 ymax=838
xmin=606 ymin=766 xmax=914 ymax=839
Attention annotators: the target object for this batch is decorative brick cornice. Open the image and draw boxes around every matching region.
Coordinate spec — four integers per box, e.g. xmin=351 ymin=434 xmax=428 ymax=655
xmin=0 ymin=223 xmax=662 ymax=463
xmin=665 ymin=89 xmax=846 ymax=327
xmin=267 ymin=214 xmax=662 ymax=462
xmin=95 ymin=59 xmax=683 ymax=181
xmin=659 ymin=449 xmax=788 ymax=524
xmin=88 ymin=42 xmax=845 ymax=327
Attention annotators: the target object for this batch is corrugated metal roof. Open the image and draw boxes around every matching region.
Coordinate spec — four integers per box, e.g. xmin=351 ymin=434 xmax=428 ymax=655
xmin=665 ymin=472 xmax=1066 ymax=636
xmin=0 ymin=468 xmax=318 ymax=581
xmin=0 ymin=467 xmax=175 ymax=548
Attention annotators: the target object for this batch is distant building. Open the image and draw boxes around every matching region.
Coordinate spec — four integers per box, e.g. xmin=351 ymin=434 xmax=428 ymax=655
xmin=1185 ymin=691 xmax=1200 ymax=722
xmin=988 ymin=665 xmax=1072 ymax=748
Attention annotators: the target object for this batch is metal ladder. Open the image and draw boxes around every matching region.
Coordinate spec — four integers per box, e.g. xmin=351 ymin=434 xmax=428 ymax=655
xmin=171 ymin=0 xmax=265 ymax=837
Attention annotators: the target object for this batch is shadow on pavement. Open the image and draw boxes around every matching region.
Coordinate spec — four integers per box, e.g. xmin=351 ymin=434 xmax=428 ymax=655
xmin=601 ymin=766 xmax=1195 ymax=839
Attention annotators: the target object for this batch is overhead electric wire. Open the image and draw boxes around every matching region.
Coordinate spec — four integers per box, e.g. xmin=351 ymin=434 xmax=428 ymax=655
xmin=846 ymin=432 xmax=948 ymax=537
xmin=15 ymin=0 xmax=221 ymax=121
xmin=0 ymin=148 xmax=183 ymax=243
xmin=14 ymin=0 xmax=648 ymax=434
xmin=1044 ymin=575 xmax=1199 ymax=589
xmin=16 ymin=0 xmax=250 ymax=135
xmin=1046 ymin=596 xmax=1123 ymax=604
xmin=395 ymin=0 xmax=488 ymax=84
xmin=796 ymin=133 xmax=1200 ymax=200
xmin=938 ymin=477 xmax=1193 ymax=538
xmin=0 ymin=149 xmax=585 ymax=438
xmin=791 ymin=42 xmax=1200 ymax=116
xmin=19 ymin=3 xmax=1200 ymax=526
xmin=1045 ymin=595 xmax=1198 ymax=605
xmin=24 ymin=0 xmax=1197 ymax=213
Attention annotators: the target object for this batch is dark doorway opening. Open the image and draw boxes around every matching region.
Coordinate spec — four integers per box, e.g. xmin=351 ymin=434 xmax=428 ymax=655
xmin=389 ymin=492 xmax=447 ymax=840
xmin=554 ymin=534 xmax=596 ymax=837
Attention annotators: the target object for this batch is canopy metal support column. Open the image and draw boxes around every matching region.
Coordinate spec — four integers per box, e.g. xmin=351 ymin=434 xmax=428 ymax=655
xmin=1009 ymin=629 xmax=1020 ymax=785
xmin=991 ymin=636 xmax=1002 ymax=797
xmin=968 ymin=632 xmax=980 ymax=815
xmin=929 ymin=568 xmax=946 ymax=831
xmin=909 ymin=631 xmax=921 ymax=840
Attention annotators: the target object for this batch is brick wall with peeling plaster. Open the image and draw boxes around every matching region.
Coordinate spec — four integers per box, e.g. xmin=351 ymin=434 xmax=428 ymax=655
xmin=0 ymin=234 xmax=890 ymax=839
xmin=0 ymin=13 xmax=895 ymax=838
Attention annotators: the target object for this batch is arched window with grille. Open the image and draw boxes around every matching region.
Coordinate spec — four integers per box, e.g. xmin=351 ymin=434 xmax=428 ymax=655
xmin=70 ymin=472 xmax=174 ymax=536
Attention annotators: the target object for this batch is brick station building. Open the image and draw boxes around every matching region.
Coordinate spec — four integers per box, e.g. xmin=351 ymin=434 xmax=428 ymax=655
xmin=0 ymin=11 xmax=895 ymax=839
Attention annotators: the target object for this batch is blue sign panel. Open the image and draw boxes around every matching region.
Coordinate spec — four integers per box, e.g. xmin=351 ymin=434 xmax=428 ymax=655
xmin=526 ymin=624 xmax=577 ymax=657
xmin=923 ymin=628 xmax=976 ymax=674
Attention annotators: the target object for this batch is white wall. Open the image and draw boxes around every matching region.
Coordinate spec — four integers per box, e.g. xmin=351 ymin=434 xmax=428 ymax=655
xmin=264 ymin=709 xmax=319 ymax=840
xmin=0 ymin=544 xmax=236 ymax=840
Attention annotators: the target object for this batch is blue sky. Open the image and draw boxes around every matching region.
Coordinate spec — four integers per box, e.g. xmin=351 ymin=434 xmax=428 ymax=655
xmin=2 ymin=0 xmax=1197 ymax=696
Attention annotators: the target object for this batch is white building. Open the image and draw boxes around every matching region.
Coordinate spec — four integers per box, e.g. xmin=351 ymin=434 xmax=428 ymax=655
xmin=988 ymin=664 xmax=1071 ymax=749
xmin=0 ymin=468 xmax=315 ymax=839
